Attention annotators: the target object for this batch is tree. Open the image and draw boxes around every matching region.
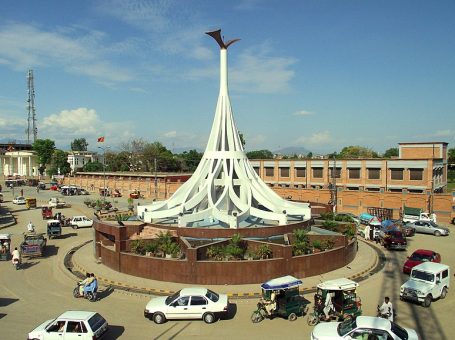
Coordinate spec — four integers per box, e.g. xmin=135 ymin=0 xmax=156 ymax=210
xmin=82 ymin=161 xmax=104 ymax=172
xmin=176 ymin=149 xmax=203 ymax=172
xmin=106 ymin=151 xmax=131 ymax=172
xmin=448 ymin=148 xmax=455 ymax=164
xmin=306 ymin=152 xmax=313 ymax=159
xmin=383 ymin=147 xmax=399 ymax=158
xmin=339 ymin=145 xmax=379 ymax=159
xmin=48 ymin=150 xmax=71 ymax=176
xmin=70 ymin=138 xmax=88 ymax=151
xmin=246 ymin=150 xmax=274 ymax=159
xmin=121 ymin=138 xmax=147 ymax=171
xmin=238 ymin=131 xmax=246 ymax=148
xmin=32 ymin=139 xmax=55 ymax=174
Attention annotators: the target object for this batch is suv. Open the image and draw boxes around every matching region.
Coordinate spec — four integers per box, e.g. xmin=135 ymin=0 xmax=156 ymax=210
xmin=27 ymin=310 xmax=108 ymax=340
xmin=378 ymin=230 xmax=407 ymax=250
xmin=70 ymin=216 xmax=93 ymax=229
xmin=400 ymin=262 xmax=450 ymax=307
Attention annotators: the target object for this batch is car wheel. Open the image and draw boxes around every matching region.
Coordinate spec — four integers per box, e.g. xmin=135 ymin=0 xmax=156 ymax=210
xmin=73 ymin=287 xmax=80 ymax=298
xmin=307 ymin=314 xmax=319 ymax=326
xmin=153 ymin=312 xmax=166 ymax=324
xmin=434 ymin=230 xmax=441 ymax=237
xmin=423 ymin=295 xmax=432 ymax=307
xmin=440 ymin=287 xmax=448 ymax=299
xmin=72 ymin=224 xmax=78 ymax=230
xmin=288 ymin=312 xmax=297 ymax=321
xmin=203 ymin=312 xmax=216 ymax=324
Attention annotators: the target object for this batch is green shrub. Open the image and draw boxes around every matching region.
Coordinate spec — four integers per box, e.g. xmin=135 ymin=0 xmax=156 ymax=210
xmin=257 ymin=244 xmax=273 ymax=259
xmin=130 ymin=239 xmax=147 ymax=255
xmin=206 ymin=245 xmax=225 ymax=261
xmin=312 ymin=240 xmax=323 ymax=250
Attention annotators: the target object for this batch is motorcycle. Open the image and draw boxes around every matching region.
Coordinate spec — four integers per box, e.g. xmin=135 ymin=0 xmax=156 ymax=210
xmin=73 ymin=282 xmax=97 ymax=302
xmin=377 ymin=305 xmax=397 ymax=320
xmin=12 ymin=258 xmax=20 ymax=270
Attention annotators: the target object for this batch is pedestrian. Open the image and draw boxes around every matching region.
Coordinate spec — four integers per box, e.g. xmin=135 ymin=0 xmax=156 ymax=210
xmin=378 ymin=296 xmax=394 ymax=321
xmin=36 ymin=185 xmax=40 ymax=193
xmin=20 ymin=188 xmax=24 ymax=196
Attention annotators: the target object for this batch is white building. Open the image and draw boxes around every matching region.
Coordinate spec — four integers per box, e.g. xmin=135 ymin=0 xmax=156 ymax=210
xmin=67 ymin=151 xmax=104 ymax=174
xmin=1 ymin=150 xmax=40 ymax=177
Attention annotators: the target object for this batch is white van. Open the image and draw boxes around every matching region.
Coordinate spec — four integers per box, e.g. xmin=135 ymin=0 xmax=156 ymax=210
xmin=400 ymin=262 xmax=450 ymax=307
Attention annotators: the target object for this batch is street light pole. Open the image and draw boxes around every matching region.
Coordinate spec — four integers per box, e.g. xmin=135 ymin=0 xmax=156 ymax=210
xmin=98 ymin=146 xmax=110 ymax=201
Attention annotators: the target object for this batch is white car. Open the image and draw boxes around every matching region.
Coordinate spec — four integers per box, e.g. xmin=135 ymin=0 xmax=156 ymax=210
xmin=311 ymin=316 xmax=419 ymax=340
xmin=13 ymin=196 xmax=26 ymax=204
xmin=69 ymin=216 xmax=93 ymax=229
xmin=144 ymin=287 xmax=229 ymax=324
xmin=27 ymin=310 xmax=108 ymax=340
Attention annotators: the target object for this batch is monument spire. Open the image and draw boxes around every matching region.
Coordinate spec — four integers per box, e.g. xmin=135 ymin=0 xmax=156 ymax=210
xmin=138 ymin=29 xmax=311 ymax=228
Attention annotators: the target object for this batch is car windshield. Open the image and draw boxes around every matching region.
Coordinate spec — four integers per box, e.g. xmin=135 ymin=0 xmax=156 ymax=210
xmin=337 ymin=318 xmax=357 ymax=336
xmin=410 ymin=253 xmax=432 ymax=262
xmin=411 ymin=270 xmax=434 ymax=282
xmin=391 ymin=321 xmax=409 ymax=339
xmin=88 ymin=313 xmax=106 ymax=332
xmin=165 ymin=291 xmax=181 ymax=305
xmin=429 ymin=222 xmax=438 ymax=227
xmin=205 ymin=289 xmax=219 ymax=302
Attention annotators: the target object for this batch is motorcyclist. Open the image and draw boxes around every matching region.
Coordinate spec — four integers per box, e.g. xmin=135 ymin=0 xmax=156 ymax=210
xmin=27 ymin=221 xmax=35 ymax=233
xmin=84 ymin=273 xmax=98 ymax=296
xmin=11 ymin=247 xmax=21 ymax=266
xmin=79 ymin=272 xmax=94 ymax=296
xmin=323 ymin=292 xmax=335 ymax=320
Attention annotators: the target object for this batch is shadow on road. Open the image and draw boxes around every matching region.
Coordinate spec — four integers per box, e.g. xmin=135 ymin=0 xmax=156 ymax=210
xmin=0 ymin=297 xmax=19 ymax=307
xmin=0 ymin=313 xmax=6 ymax=320
xmin=97 ymin=285 xmax=115 ymax=300
xmin=106 ymin=325 xmax=125 ymax=339
xmin=43 ymin=245 xmax=59 ymax=257
xmin=378 ymin=243 xmax=448 ymax=340
xmin=57 ymin=233 xmax=77 ymax=239
xmin=221 ymin=302 xmax=237 ymax=320
xmin=20 ymin=261 xmax=39 ymax=270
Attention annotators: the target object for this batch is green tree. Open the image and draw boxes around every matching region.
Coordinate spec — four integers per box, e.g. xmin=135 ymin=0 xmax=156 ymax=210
xmin=48 ymin=150 xmax=71 ymax=176
xmin=106 ymin=151 xmax=131 ymax=172
xmin=32 ymin=139 xmax=56 ymax=174
xmin=306 ymin=152 xmax=313 ymax=159
xmin=238 ymin=131 xmax=246 ymax=148
xmin=448 ymin=148 xmax=455 ymax=164
xmin=70 ymin=138 xmax=88 ymax=151
xmin=82 ymin=161 xmax=104 ymax=172
xmin=177 ymin=149 xmax=203 ymax=172
xmin=246 ymin=150 xmax=274 ymax=159
xmin=121 ymin=138 xmax=147 ymax=172
xmin=383 ymin=147 xmax=399 ymax=158
xmin=339 ymin=145 xmax=379 ymax=159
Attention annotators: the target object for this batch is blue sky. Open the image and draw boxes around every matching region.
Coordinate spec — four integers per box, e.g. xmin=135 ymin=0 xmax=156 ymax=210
xmin=0 ymin=0 xmax=453 ymax=154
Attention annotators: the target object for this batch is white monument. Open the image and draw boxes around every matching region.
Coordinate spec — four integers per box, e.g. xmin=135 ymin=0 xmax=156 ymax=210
xmin=138 ymin=30 xmax=311 ymax=228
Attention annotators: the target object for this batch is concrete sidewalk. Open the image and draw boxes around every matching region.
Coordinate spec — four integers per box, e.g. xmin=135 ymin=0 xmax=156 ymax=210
xmin=70 ymin=238 xmax=381 ymax=298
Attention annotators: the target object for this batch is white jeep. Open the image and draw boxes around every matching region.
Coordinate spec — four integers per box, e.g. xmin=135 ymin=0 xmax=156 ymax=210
xmin=400 ymin=262 xmax=450 ymax=307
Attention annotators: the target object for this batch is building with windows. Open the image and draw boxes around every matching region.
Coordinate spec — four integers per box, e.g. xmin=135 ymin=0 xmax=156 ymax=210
xmin=250 ymin=142 xmax=448 ymax=194
xmin=0 ymin=143 xmax=40 ymax=177
xmin=67 ymin=151 xmax=105 ymax=174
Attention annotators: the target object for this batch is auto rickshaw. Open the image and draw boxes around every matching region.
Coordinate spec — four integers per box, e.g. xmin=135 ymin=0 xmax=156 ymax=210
xmin=307 ymin=278 xmax=362 ymax=326
xmin=251 ymin=275 xmax=310 ymax=323
xmin=129 ymin=190 xmax=141 ymax=199
xmin=41 ymin=206 xmax=53 ymax=219
xmin=47 ymin=220 xmax=62 ymax=239
xmin=111 ymin=189 xmax=122 ymax=197
xmin=25 ymin=197 xmax=37 ymax=209
xmin=0 ymin=233 xmax=12 ymax=261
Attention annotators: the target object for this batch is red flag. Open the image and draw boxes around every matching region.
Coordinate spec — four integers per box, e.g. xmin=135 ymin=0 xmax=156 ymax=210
xmin=97 ymin=136 xmax=105 ymax=143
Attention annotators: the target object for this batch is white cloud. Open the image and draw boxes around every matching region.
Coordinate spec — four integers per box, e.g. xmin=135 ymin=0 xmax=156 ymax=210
xmin=296 ymin=130 xmax=331 ymax=145
xmin=163 ymin=130 xmax=177 ymax=138
xmin=293 ymin=110 xmax=313 ymax=116
xmin=40 ymin=107 xmax=133 ymax=149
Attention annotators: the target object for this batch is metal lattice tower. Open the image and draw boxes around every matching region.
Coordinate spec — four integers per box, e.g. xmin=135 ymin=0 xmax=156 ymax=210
xmin=26 ymin=69 xmax=38 ymax=143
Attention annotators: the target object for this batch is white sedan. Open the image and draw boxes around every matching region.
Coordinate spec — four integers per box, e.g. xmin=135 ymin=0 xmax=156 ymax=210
xmin=144 ymin=287 xmax=229 ymax=324
xmin=27 ymin=310 xmax=108 ymax=340
xmin=13 ymin=196 xmax=26 ymax=204
xmin=311 ymin=316 xmax=419 ymax=340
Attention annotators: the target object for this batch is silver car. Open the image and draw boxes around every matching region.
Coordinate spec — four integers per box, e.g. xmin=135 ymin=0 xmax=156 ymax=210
xmin=406 ymin=220 xmax=449 ymax=236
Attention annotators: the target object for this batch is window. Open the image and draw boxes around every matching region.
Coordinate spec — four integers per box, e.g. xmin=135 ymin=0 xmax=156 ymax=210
xmin=174 ymin=296 xmax=190 ymax=306
xmin=66 ymin=321 xmax=86 ymax=333
xmin=279 ymin=167 xmax=290 ymax=177
xmin=442 ymin=269 xmax=448 ymax=279
xmin=190 ymin=296 xmax=208 ymax=305
xmin=366 ymin=187 xmax=380 ymax=192
xmin=389 ymin=188 xmax=402 ymax=193
xmin=253 ymin=167 xmax=260 ymax=175
xmin=348 ymin=168 xmax=360 ymax=179
xmin=391 ymin=169 xmax=403 ymax=180
xmin=312 ymin=167 xmax=323 ymax=178
xmin=295 ymin=167 xmax=306 ymax=177
xmin=409 ymin=168 xmax=423 ymax=180
xmin=347 ymin=187 xmax=359 ymax=191
xmin=265 ymin=167 xmax=274 ymax=177
xmin=368 ymin=168 xmax=380 ymax=179
xmin=329 ymin=167 xmax=341 ymax=178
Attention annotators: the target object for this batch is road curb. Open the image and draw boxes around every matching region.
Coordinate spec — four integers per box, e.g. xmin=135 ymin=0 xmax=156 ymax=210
xmin=66 ymin=238 xmax=386 ymax=300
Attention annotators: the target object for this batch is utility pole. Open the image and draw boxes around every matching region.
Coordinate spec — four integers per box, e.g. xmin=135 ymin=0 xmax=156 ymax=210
xmin=331 ymin=153 xmax=337 ymax=213
xmin=154 ymin=158 xmax=158 ymax=200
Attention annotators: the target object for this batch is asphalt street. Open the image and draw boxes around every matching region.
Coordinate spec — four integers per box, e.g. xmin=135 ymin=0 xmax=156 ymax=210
xmin=0 ymin=185 xmax=454 ymax=339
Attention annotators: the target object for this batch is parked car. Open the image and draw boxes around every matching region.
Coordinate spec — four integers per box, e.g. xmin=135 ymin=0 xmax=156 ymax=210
xmin=69 ymin=216 xmax=93 ymax=229
xmin=400 ymin=262 xmax=450 ymax=307
xmin=378 ymin=229 xmax=407 ymax=250
xmin=144 ymin=287 xmax=229 ymax=324
xmin=405 ymin=220 xmax=449 ymax=236
xmin=27 ymin=310 xmax=108 ymax=340
xmin=12 ymin=196 xmax=26 ymax=204
xmin=310 ymin=316 xmax=419 ymax=340
xmin=403 ymin=249 xmax=441 ymax=274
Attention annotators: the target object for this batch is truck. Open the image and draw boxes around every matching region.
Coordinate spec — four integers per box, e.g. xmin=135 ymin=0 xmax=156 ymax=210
xmin=20 ymin=233 xmax=47 ymax=257
xmin=402 ymin=206 xmax=436 ymax=224
xmin=48 ymin=197 xmax=70 ymax=209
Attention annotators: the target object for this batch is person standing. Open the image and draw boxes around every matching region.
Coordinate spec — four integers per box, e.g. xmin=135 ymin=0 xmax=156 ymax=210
xmin=379 ymin=296 xmax=394 ymax=321
xmin=20 ymin=188 xmax=24 ymax=197
xmin=364 ymin=224 xmax=371 ymax=240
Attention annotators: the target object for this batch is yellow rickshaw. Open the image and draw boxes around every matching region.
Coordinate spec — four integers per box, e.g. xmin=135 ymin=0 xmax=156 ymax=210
xmin=25 ymin=197 xmax=37 ymax=209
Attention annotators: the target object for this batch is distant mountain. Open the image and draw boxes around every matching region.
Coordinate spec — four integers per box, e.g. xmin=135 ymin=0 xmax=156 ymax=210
xmin=274 ymin=146 xmax=310 ymax=156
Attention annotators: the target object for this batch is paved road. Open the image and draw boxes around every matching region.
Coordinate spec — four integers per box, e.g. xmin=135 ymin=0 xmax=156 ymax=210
xmin=0 ymin=185 xmax=454 ymax=339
